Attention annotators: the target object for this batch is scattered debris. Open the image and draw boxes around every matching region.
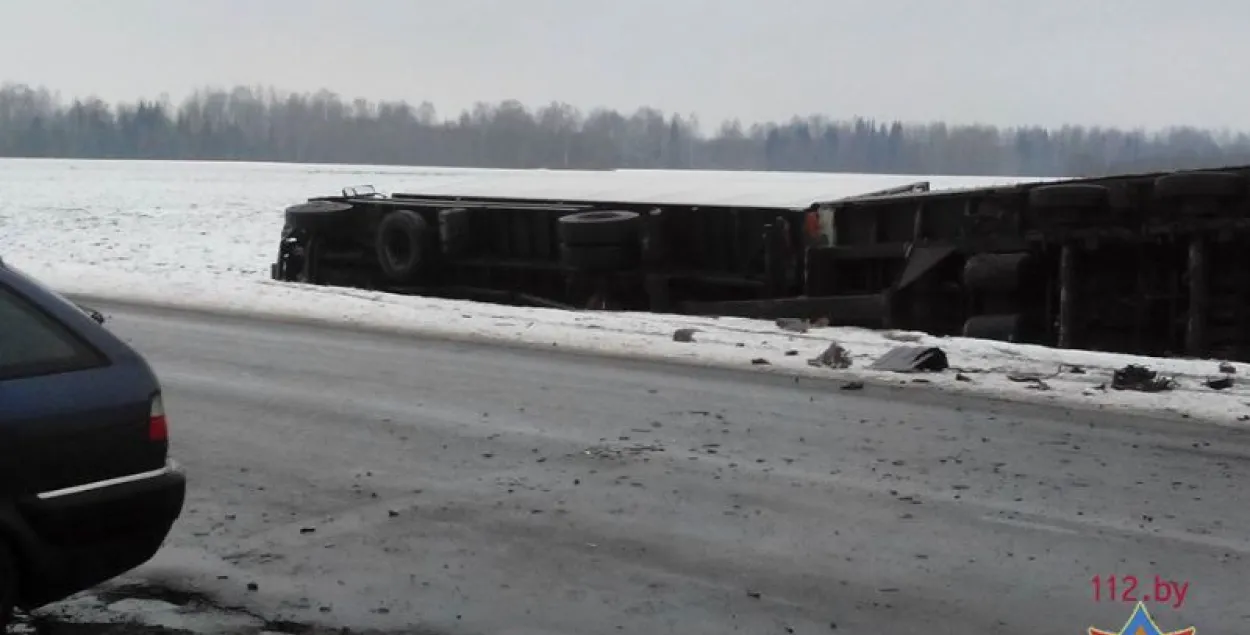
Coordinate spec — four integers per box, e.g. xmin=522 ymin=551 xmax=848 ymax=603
xmin=882 ymin=330 xmax=924 ymax=343
xmin=1026 ymin=380 xmax=1052 ymax=391
xmin=1111 ymin=364 xmax=1175 ymax=392
xmin=1007 ymin=371 xmax=1045 ymax=382
xmin=672 ymin=328 xmax=698 ymax=343
xmin=750 ymin=357 xmax=770 ymax=365
xmin=784 ymin=350 xmax=799 ymax=356
xmin=1206 ymin=376 xmax=1234 ymax=391
xmin=840 ymin=381 xmax=865 ymax=391
xmin=955 ymin=373 xmax=972 ymax=382
xmin=1065 ymin=364 xmax=1087 ymax=374
xmin=775 ymin=317 xmax=810 ymax=333
xmin=869 ymin=346 xmax=949 ymax=373
xmin=1219 ymin=362 xmax=1236 ymax=374
xmin=584 ymin=442 xmax=665 ymax=460
xmin=809 ymin=341 xmax=853 ymax=369
xmin=746 ymin=590 xmax=762 ymax=599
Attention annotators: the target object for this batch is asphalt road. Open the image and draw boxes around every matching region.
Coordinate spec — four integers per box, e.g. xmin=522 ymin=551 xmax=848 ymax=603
xmin=32 ymin=302 xmax=1250 ymax=635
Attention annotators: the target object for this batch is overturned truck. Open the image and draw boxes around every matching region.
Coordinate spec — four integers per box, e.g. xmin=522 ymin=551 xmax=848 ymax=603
xmin=272 ymin=166 xmax=1250 ymax=362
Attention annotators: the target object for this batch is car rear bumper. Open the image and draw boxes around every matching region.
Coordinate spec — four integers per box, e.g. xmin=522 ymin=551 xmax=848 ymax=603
xmin=15 ymin=459 xmax=186 ymax=609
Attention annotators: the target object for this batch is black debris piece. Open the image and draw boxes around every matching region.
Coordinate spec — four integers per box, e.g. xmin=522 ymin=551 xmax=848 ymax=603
xmin=672 ymin=328 xmax=698 ymax=343
xmin=1007 ymin=372 xmax=1044 ymax=382
xmin=1111 ymin=364 xmax=1175 ymax=392
xmin=1206 ymin=376 xmax=1234 ymax=391
xmin=869 ymin=346 xmax=949 ymax=373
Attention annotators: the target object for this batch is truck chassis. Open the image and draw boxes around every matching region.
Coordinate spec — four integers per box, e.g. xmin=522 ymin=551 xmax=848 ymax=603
xmin=272 ymin=166 xmax=1250 ymax=362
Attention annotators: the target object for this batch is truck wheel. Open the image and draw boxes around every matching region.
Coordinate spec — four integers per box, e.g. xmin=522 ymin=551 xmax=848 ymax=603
xmin=376 ymin=210 xmax=429 ymax=282
xmin=1027 ymin=184 xmax=1109 ymax=209
xmin=0 ymin=541 xmax=16 ymax=628
xmin=1153 ymin=171 xmax=1244 ymax=200
xmin=963 ymin=252 xmax=1034 ymax=293
xmin=557 ymin=211 xmax=641 ymax=246
xmin=284 ymin=201 xmax=355 ymax=231
xmin=561 ymin=245 xmax=638 ymax=271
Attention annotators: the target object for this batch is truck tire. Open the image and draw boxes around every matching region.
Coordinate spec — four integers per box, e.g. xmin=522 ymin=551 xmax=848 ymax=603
xmin=0 ymin=541 xmax=16 ymax=628
xmin=284 ymin=201 xmax=355 ymax=231
xmin=962 ymin=313 xmax=1024 ymax=342
xmin=1153 ymin=171 xmax=1244 ymax=200
xmin=376 ymin=209 xmax=429 ymax=282
xmin=557 ymin=210 xmax=641 ymax=246
xmin=963 ymin=252 xmax=1034 ymax=293
xmin=561 ymin=245 xmax=638 ymax=271
xmin=1027 ymin=184 xmax=1109 ymax=209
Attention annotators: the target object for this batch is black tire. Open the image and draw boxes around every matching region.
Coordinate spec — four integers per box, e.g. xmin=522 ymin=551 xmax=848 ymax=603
xmin=1027 ymin=184 xmax=1109 ymax=209
xmin=283 ymin=201 xmax=355 ymax=231
xmin=962 ymin=313 xmax=1024 ymax=342
xmin=1153 ymin=171 xmax=1244 ymax=200
xmin=557 ymin=210 xmax=641 ymax=246
xmin=375 ymin=210 xmax=429 ymax=283
xmin=963 ymin=252 xmax=1033 ymax=293
xmin=561 ymin=245 xmax=638 ymax=271
xmin=0 ymin=541 xmax=17 ymax=629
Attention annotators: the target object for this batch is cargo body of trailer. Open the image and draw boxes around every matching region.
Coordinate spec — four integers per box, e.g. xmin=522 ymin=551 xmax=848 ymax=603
xmin=272 ymin=165 xmax=1250 ymax=362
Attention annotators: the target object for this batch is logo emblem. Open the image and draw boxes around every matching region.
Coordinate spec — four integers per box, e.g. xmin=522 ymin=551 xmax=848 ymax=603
xmin=1089 ymin=602 xmax=1195 ymax=635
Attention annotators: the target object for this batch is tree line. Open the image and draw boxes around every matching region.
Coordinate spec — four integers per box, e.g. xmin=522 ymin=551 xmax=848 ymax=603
xmin=0 ymin=82 xmax=1247 ymax=177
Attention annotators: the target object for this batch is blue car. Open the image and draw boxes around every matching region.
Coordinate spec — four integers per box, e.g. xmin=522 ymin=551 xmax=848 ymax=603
xmin=0 ymin=259 xmax=186 ymax=625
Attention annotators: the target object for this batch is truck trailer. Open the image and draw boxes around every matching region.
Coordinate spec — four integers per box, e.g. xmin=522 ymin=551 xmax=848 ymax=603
xmin=271 ymin=165 xmax=1250 ymax=362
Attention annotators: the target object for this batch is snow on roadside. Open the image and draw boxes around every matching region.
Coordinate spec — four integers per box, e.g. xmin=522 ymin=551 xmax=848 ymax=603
xmin=15 ymin=260 xmax=1250 ymax=427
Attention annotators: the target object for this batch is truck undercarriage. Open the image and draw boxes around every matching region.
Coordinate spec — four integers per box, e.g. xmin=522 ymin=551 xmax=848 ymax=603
xmin=272 ymin=166 xmax=1250 ymax=362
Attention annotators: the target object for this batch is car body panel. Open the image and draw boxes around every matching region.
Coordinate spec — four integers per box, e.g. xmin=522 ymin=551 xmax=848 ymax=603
xmin=0 ymin=261 xmax=186 ymax=611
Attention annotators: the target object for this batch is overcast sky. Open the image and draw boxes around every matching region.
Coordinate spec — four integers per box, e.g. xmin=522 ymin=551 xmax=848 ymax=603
xmin=1 ymin=0 xmax=1245 ymax=131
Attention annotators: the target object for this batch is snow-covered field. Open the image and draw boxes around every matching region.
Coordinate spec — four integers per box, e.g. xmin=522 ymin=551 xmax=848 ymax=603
xmin=2 ymin=158 xmax=1248 ymax=426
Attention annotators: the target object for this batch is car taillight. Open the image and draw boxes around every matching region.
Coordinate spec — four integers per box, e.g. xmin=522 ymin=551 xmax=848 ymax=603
xmin=150 ymin=393 xmax=169 ymax=442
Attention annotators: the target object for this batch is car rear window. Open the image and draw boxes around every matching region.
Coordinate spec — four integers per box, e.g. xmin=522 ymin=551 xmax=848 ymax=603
xmin=0 ymin=284 xmax=108 ymax=380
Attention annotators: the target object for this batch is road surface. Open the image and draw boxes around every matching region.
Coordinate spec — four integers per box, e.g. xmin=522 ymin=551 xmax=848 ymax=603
xmin=24 ymin=303 xmax=1250 ymax=634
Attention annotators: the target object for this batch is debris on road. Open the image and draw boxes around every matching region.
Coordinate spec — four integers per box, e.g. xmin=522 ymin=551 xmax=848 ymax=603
xmin=672 ymin=328 xmax=698 ymax=342
xmin=1007 ymin=371 xmax=1046 ymax=382
xmin=840 ymin=381 xmax=865 ymax=391
xmin=809 ymin=341 xmax=853 ymax=369
xmin=584 ymin=442 xmax=665 ymax=460
xmin=1111 ymin=364 xmax=1175 ymax=392
xmin=869 ymin=346 xmax=949 ymax=373
xmin=775 ymin=317 xmax=810 ymax=333
xmin=750 ymin=357 xmax=770 ymax=365
xmin=1206 ymin=375 xmax=1234 ymax=391
xmin=1219 ymin=361 xmax=1236 ymax=374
